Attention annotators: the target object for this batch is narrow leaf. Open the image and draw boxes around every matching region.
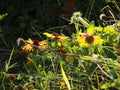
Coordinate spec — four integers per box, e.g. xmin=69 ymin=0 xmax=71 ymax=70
xmin=60 ymin=61 xmax=71 ymax=90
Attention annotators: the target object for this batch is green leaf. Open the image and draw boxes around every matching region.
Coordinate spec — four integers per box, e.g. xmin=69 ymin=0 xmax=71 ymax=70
xmin=87 ymin=63 xmax=97 ymax=76
xmin=17 ymin=74 xmax=22 ymax=80
xmin=0 ymin=13 xmax=8 ymax=21
xmin=60 ymin=61 xmax=71 ymax=90
xmin=80 ymin=56 xmax=93 ymax=61
xmin=101 ymin=82 xmax=115 ymax=89
xmin=104 ymin=26 xmax=117 ymax=34
xmin=94 ymin=26 xmax=103 ymax=32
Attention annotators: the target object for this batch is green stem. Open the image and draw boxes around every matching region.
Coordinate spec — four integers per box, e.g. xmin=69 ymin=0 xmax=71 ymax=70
xmin=78 ymin=17 xmax=89 ymax=27
xmin=97 ymin=64 xmax=113 ymax=80
xmin=5 ymin=48 xmax=14 ymax=72
xmin=113 ymin=0 xmax=120 ymax=12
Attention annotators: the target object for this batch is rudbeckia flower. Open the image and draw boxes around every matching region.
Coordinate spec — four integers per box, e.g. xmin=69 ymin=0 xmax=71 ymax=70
xmin=77 ymin=24 xmax=103 ymax=47
xmin=22 ymin=39 xmax=47 ymax=51
xmin=43 ymin=32 xmax=68 ymax=46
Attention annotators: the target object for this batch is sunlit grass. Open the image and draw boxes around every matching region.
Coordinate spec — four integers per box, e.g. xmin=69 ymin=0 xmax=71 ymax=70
xmin=0 ymin=3 xmax=120 ymax=90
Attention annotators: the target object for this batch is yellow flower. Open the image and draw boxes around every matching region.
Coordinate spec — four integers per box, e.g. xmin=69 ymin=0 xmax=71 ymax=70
xmin=43 ymin=32 xmax=68 ymax=46
xmin=77 ymin=24 xmax=103 ymax=47
xmin=22 ymin=39 xmax=47 ymax=51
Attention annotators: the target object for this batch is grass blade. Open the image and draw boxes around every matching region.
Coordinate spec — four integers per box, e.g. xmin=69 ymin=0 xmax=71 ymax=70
xmin=60 ymin=61 xmax=71 ymax=90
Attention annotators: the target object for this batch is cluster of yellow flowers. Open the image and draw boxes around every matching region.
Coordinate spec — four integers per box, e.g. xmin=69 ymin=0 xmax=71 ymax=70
xmin=16 ymin=20 xmax=106 ymax=70
xmin=17 ymin=25 xmax=103 ymax=52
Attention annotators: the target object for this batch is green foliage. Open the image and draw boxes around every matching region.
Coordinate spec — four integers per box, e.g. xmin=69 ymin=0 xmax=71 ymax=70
xmin=0 ymin=0 xmax=120 ymax=90
xmin=0 ymin=13 xmax=7 ymax=21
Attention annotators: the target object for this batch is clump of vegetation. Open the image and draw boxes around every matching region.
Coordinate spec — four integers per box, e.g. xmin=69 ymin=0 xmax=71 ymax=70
xmin=0 ymin=0 xmax=120 ymax=90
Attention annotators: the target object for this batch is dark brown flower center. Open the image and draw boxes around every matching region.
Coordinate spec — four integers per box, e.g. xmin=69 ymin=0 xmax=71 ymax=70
xmin=85 ymin=35 xmax=94 ymax=44
xmin=33 ymin=40 xmax=40 ymax=46
xmin=52 ymin=33 xmax=60 ymax=37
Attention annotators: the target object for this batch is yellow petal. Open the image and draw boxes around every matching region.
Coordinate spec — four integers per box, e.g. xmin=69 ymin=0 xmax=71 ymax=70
xmin=40 ymin=40 xmax=47 ymax=45
xmin=59 ymin=36 xmax=68 ymax=41
xmin=94 ymin=36 xmax=103 ymax=45
xmin=27 ymin=38 xmax=33 ymax=44
xmin=22 ymin=44 xmax=33 ymax=51
xmin=43 ymin=32 xmax=53 ymax=38
xmin=87 ymin=24 xmax=94 ymax=35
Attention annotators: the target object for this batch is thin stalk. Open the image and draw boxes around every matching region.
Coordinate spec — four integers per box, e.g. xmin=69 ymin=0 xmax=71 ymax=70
xmin=0 ymin=35 xmax=8 ymax=47
xmin=5 ymin=48 xmax=14 ymax=72
xmin=2 ymin=48 xmax=14 ymax=90
xmin=78 ymin=17 xmax=89 ymax=27
xmin=95 ymin=72 xmax=100 ymax=90
xmin=85 ymin=0 xmax=95 ymax=20
xmin=112 ymin=0 xmax=120 ymax=12
xmin=97 ymin=64 xmax=113 ymax=80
